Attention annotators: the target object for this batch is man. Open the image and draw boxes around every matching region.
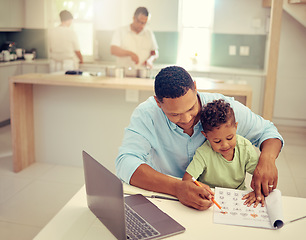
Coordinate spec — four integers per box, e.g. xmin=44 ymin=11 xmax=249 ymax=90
xmin=116 ymin=66 xmax=283 ymax=210
xmin=49 ymin=10 xmax=83 ymax=72
xmin=110 ymin=7 xmax=158 ymax=69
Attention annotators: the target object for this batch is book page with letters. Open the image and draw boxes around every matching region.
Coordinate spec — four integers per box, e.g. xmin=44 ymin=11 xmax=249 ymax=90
xmin=213 ymin=187 xmax=284 ymax=229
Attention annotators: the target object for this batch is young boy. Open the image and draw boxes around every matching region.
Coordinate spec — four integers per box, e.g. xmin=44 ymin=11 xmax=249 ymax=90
xmin=183 ymin=99 xmax=265 ymax=207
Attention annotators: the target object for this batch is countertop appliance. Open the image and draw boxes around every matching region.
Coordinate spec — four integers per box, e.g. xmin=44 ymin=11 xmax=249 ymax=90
xmin=1 ymin=41 xmax=17 ymax=61
xmin=1 ymin=41 xmax=16 ymax=53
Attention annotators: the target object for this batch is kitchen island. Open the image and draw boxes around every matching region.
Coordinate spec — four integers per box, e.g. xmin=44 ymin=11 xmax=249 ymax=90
xmin=10 ymin=73 xmax=252 ymax=172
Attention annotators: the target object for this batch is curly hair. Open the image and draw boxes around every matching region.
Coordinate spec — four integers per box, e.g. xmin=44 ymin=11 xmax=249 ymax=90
xmin=154 ymin=66 xmax=195 ymax=103
xmin=200 ymin=99 xmax=236 ymax=133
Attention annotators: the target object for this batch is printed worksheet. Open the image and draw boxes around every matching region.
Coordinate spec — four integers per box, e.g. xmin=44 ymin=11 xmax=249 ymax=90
xmin=213 ymin=187 xmax=284 ymax=229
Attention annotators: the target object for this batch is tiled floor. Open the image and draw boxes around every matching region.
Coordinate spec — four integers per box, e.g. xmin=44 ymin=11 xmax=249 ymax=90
xmin=0 ymin=124 xmax=306 ymax=239
xmin=0 ymin=124 xmax=85 ymax=240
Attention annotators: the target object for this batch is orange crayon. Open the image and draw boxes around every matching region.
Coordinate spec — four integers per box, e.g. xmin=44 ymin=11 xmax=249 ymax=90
xmin=191 ymin=177 xmax=222 ymax=210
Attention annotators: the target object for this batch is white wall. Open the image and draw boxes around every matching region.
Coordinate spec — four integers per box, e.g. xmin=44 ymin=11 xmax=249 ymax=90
xmin=273 ymin=11 xmax=306 ymax=127
xmin=213 ymin=0 xmax=269 ymax=34
xmin=94 ymin=0 xmax=179 ymax=31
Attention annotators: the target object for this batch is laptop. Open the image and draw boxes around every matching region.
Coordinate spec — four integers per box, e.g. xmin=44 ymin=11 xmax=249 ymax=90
xmin=82 ymin=151 xmax=185 ymax=240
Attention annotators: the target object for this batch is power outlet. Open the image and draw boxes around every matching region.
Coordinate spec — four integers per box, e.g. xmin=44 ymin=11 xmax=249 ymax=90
xmin=229 ymin=45 xmax=236 ymax=56
xmin=239 ymin=46 xmax=250 ymax=56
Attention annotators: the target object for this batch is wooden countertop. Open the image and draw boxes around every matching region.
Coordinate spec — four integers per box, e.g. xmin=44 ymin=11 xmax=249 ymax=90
xmin=10 ymin=73 xmax=252 ymax=98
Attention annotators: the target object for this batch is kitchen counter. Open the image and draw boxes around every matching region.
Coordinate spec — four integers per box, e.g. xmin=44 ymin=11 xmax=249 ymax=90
xmin=0 ymin=59 xmax=265 ymax=77
xmin=10 ymin=73 xmax=252 ymax=101
xmin=0 ymin=59 xmax=50 ymax=66
xmin=10 ymin=73 xmax=252 ymax=172
xmin=81 ymin=61 xmax=266 ymax=77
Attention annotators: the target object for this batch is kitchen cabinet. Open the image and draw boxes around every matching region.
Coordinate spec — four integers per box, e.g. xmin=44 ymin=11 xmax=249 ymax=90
xmin=24 ymin=0 xmax=48 ymax=29
xmin=0 ymin=61 xmax=49 ymax=124
xmin=36 ymin=64 xmax=50 ymax=73
xmin=0 ymin=0 xmax=24 ymax=30
xmin=22 ymin=63 xmax=50 ymax=74
xmin=0 ymin=64 xmax=21 ymax=123
xmin=21 ymin=65 xmax=36 ymax=74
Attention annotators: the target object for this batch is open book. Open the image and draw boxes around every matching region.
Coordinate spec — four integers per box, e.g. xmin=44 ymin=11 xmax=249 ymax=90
xmin=213 ymin=187 xmax=284 ymax=229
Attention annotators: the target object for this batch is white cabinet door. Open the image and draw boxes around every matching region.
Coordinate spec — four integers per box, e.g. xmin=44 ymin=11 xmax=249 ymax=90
xmin=0 ymin=0 xmax=24 ymax=29
xmin=24 ymin=0 xmax=47 ymax=29
xmin=21 ymin=64 xmax=36 ymax=74
xmin=0 ymin=65 xmax=21 ymax=122
xmin=22 ymin=63 xmax=50 ymax=74
xmin=9 ymin=0 xmax=24 ymax=29
xmin=0 ymin=0 xmax=7 ymax=28
xmin=36 ymin=64 xmax=50 ymax=73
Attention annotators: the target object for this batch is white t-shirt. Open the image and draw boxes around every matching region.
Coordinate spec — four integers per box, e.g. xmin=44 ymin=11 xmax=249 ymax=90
xmin=48 ymin=25 xmax=80 ymax=71
xmin=111 ymin=25 xmax=158 ymax=68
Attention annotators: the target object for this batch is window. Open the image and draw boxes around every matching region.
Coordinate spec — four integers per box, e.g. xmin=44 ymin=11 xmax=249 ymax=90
xmin=177 ymin=0 xmax=215 ymax=67
xmin=51 ymin=0 xmax=94 ymax=58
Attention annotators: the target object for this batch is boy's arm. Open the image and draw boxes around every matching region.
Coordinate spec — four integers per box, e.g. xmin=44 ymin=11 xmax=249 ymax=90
xmin=242 ymin=191 xmax=265 ymax=207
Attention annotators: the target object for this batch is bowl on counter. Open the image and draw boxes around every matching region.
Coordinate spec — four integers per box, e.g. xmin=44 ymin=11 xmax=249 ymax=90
xmin=137 ymin=68 xmax=151 ymax=78
xmin=24 ymin=53 xmax=34 ymax=61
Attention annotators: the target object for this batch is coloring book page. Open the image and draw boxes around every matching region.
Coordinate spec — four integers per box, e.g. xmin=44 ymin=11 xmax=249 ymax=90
xmin=213 ymin=187 xmax=284 ymax=229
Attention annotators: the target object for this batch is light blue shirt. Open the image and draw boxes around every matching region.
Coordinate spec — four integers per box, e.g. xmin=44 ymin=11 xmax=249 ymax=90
xmin=115 ymin=92 xmax=284 ymax=184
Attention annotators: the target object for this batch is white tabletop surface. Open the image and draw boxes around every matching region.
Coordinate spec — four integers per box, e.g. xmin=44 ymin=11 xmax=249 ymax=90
xmin=34 ymin=185 xmax=306 ymax=240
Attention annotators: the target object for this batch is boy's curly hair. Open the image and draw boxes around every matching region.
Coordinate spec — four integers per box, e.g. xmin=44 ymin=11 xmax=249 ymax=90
xmin=200 ymin=99 xmax=236 ymax=133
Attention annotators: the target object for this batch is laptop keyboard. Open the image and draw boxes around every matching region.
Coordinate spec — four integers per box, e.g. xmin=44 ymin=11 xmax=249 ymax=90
xmin=125 ymin=203 xmax=160 ymax=240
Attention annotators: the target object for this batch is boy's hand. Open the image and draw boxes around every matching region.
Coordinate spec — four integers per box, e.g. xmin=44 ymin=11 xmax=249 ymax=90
xmin=242 ymin=191 xmax=265 ymax=208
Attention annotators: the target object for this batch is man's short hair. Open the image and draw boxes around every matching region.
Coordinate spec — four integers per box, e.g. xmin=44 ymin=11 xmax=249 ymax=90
xmin=200 ymin=99 xmax=236 ymax=133
xmin=60 ymin=10 xmax=73 ymax=22
xmin=154 ymin=66 xmax=195 ymax=103
xmin=134 ymin=7 xmax=149 ymax=17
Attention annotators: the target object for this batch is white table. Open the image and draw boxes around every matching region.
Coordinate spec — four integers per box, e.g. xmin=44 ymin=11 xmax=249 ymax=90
xmin=34 ymin=185 xmax=306 ymax=239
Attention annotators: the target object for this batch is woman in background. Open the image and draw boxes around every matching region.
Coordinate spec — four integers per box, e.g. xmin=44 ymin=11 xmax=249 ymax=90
xmin=48 ymin=10 xmax=83 ymax=72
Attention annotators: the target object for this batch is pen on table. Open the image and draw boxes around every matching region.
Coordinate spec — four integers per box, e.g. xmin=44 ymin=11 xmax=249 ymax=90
xmin=191 ymin=177 xmax=222 ymax=210
xmin=124 ymin=191 xmax=179 ymax=201
xmin=286 ymin=215 xmax=306 ymax=224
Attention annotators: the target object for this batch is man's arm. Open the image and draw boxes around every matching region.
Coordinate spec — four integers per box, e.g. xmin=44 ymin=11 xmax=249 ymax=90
xmin=110 ymin=45 xmax=139 ymax=64
xmin=130 ymin=164 xmax=214 ymax=210
xmin=75 ymin=50 xmax=83 ymax=64
xmin=226 ymin=96 xmax=283 ymax=199
xmin=251 ymin=138 xmax=282 ymax=197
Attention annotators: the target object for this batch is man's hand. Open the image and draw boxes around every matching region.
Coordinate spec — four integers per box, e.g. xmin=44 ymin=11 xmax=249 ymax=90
xmin=129 ymin=52 xmax=139 ymax=64
xmin=143 ymin=50 xmax=158 ymax=69
xmin=143 ymin=58 xmax=153 ymax=69
xmin=110 ymin=45 xmax=139 ymax=64
xmin=175 ymin=180 xmax=214 ymax=210
xmin=251 ymin=154 xmax=278 ymax=197
xmin=251 ymin=138 xmax=282 ymax=199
